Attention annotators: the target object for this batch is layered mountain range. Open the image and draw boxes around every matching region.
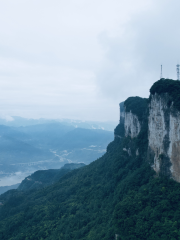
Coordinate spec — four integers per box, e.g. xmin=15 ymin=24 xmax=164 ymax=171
xmin=0 ymin=123 xmax=113 ymax=184
xmin=1 ymin=79 xmax=180 ymax=239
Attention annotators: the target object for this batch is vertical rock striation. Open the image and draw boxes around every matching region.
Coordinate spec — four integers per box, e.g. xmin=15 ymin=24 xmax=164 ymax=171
xmin=124 ymin=111 xmax=141 ymax=138
xmin=123 ymin=97 xmax=147 ymax=139
xmin=115 ymin=97 xmax=147 ymax=140
xmin=117 ymin=79 xmax=180 ymax=183
xmin=148 ymin=91 xmax=180 ymax=182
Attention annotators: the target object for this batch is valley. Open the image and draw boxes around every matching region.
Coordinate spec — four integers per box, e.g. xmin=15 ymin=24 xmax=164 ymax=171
xmin=0 ymin=121 xmax=114 ymax=189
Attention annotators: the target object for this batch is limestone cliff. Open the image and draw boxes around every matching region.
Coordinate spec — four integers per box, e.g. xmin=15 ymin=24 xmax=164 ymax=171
xmin=116 ymin=79 xmax=180 ymax=183
xmin=115 ymin=97 xmax=147 ymax=139
xmin=148 ymin=80 xmax=180 ymax=182
xmin=124 ymin=97 xmax=148 ymax=138
xmin=114 ymin=99 xmax=142 ymax=139
xmin=124 ymin=111 xmax=141 ymax=138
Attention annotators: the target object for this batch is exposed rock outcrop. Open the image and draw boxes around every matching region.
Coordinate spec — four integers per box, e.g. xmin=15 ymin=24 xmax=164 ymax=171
xmin=124 ymin=111 xmax=141 ymax=138
xmin=117 ymin=79 xmax=180 ymax=183
xmin=123 ymin=97 xmax=147 ymax=138
xmin=115 ymin=98 xmax=147 ymax=139
xmin=148 ymin=92 xmax=180 ymax=182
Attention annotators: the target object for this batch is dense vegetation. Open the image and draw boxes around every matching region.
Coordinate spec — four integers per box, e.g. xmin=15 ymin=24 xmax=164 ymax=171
xmin=150 ymin=79 xmax=180 ymax=111
xmin=1 ymin=80 xmax=180 ymax=239
xmin=0 ymin=135 xmax=153 ymax=240
xmin=18 ymin=163 xmax=85 ymax=191
xmin=124 ymin=97 xmax=148 ymax=121
xmin=114 ymin=122 xmax=124 ymax=137
xmin=1 ymin=122 xmax=180 ymax=239
xmin=0 ymin=184 xmax=20 ymax=195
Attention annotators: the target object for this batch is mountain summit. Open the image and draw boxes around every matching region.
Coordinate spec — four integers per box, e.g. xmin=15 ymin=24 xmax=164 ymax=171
xmin=115 ymin=79 xmax=180 ymax=182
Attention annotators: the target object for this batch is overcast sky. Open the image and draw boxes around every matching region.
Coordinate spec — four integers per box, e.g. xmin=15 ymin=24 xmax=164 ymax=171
xmin=0 ymin=0 xmax=179 ymax=122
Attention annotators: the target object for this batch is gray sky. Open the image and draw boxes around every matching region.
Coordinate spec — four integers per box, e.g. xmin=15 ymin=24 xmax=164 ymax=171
xmin=0 ymin=0 xmax=179 ymax=121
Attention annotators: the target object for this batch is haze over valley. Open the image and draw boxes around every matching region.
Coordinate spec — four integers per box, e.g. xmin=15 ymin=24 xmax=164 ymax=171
xmin=1 ymin=0 xmax=180 ymax=239
xmin=0 ymin=117 xmax=114 ymax=188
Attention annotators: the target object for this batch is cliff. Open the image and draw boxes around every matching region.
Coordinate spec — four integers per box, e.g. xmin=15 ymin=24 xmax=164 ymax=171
xmin=115 ymin=96 xmax=148 ymax=139
xmin=124 ymin=97 xmax=148 ymax=138
xmin=148 ymin=79 xmax=180 ymax=182
xmin=116 ymin=79 xmax=180 ymax=183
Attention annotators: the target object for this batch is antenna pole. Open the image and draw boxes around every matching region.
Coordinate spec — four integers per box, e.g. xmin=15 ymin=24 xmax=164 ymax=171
xmin=176 ymin=64 xmax=180 ymax=80
xmin=160 ymin=65 xmax=162 ymax=79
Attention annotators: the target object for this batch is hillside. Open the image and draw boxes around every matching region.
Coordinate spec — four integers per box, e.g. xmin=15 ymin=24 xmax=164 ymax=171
xmin=0 ymin=136 xmax=152 ymax=240
xmin=0 ymin=183 xmax=20 ymax=195
xmin=18 ymin=163 xmax=85 ymax=191
xmin=1 ymin=133 xmax=180 ymax=239
xmin=1 ymin=79 xmax=180 ymax=239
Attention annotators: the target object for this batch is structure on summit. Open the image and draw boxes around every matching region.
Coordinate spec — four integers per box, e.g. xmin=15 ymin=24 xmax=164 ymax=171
xmin=160 ymin=64 xmax=163 ymax=79
xmin=177 ymin=64 xmax=180 ymax=80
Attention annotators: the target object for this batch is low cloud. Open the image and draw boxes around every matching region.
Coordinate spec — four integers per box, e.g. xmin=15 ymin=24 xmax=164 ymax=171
xmin=96 ymin=0 xmax=180 ymax=103
xmin=0 ymin=0 xmax=179 ymax=121
xmin=0 ymin=114 xmax=14 ymax=122
xmin=0 ymin=171 xmax=31 ymax=186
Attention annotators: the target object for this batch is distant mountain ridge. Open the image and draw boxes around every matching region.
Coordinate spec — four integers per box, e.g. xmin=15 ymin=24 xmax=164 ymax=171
xmin=0 ymin=116 xmax=116 ymax=131
xmin=18 ymin=163 xmax=85 ymax=191
xmin=0 ymin=183 xmax=20 ymax=195
xmin=0 ymin=123 xmax=113 ymax=184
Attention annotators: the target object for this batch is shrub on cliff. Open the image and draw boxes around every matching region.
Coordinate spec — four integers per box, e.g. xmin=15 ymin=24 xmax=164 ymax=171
xmin=114 ymin=123 xmax=124 ymax=137
xmin=124 ymin=97 xmax=148 ymax=121
xmin=150 ymin=79 xmax=180 ymax=111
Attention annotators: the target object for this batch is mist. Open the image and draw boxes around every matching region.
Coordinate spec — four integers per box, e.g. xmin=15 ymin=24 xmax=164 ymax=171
xmin=0 ymin=0 xmax=179 ymax=121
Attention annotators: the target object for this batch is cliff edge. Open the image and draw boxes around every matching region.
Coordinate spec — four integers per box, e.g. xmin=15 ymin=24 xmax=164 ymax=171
xmin=148 ymin=79 xmax=180 ymax=182
xmin=117 ymin=79 xmax=180 ymax=182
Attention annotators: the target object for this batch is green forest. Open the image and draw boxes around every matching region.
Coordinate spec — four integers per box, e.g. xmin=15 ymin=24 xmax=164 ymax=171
xmin=124 ymin=96 xmax=148 ymax=122
xmin=150 ymin=79 xmax=180 ymax=111
xmin=1 ymin=80 xmax=180 ymax=239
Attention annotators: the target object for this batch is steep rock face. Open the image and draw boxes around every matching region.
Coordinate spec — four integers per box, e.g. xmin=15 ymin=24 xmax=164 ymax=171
xmin=123 ymin=96 xmax=147 ymax=139
xmin=148 ymin=93 xmax=180 ymax=182
xmin=115 ymin=100 xmax=142 ymax=139
xmin=124 ymin=111 xmax=141 ymax=138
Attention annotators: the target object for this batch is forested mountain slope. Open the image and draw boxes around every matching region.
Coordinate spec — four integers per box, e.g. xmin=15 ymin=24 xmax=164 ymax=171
xmin=18 ymin=163 xmax=85 ymax=191
xmin=0 ymin=183 xmax=20 ymax=195
xmin=1 ymin=80 xmax=180 ymax=239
